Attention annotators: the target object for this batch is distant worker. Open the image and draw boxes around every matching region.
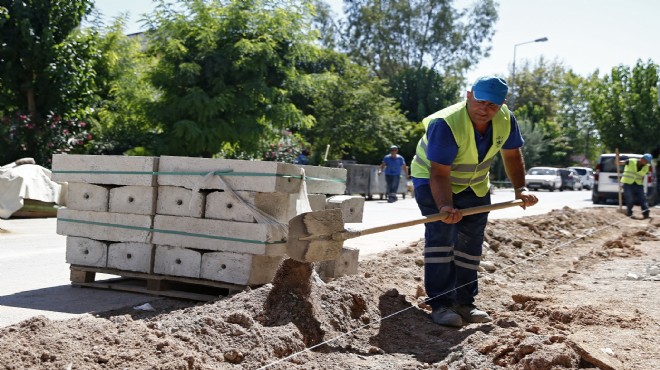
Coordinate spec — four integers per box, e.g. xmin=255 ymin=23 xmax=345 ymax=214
xmin=411 ymin=76 xmax=538 ymax=327
xmin=294 ymin=149 xmax=310 ymax=165
xmin=378 ymin=145 xmax=409 ymax=203
xmin=620 ymin=153 xmax=652 ymax=218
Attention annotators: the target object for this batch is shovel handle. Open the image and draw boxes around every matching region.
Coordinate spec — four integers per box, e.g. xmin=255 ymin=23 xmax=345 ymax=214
xmin=334 ymin=199 xmax=525 ymax=241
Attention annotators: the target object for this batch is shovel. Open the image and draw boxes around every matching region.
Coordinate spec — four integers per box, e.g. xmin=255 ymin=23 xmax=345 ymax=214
xmin=287 ymin=199 xmax=524 ymax=262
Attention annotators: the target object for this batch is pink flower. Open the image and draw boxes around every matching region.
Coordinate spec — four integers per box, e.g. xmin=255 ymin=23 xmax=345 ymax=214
xmin=79 ymin=121 xmax=86 ymax=128
xmin=86 ymin=133 xmax=92 ymax=140
xmin=63 ymin=129 xmax=69 ymax=135
xmin=19 ymin=115 xmax=27 ymax=121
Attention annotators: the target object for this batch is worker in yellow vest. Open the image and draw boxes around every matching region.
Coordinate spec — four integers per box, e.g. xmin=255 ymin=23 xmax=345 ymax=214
xmin=620 ymin=153 xmax=652 ymax=218
xmin=410 ymin=76 xmax=538 ymax=327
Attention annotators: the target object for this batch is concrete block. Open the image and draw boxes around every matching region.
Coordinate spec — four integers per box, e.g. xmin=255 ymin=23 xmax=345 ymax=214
xmin=156 ymin=186 xmax=206 ymax=218
xmin=109 ymin=186 xmax=157 ymax=215
xmin=65 ymin=237 xmax=108 ymax=267
xmin=66 ymin=183 xmax=110 ymax=212
xmin=157 ymin=156 xmax=302 ymax=193
xmin=307 ymin=194 xmax=327 ymax=212
xmin=107 ymin=242 xmax=153 ymax=273
xmin=325 ymin=195 xmax=365 ymax=223
xmin=205 ymin=191 xmax=295 ymax=223
xmin=201 ymin=252 xmax=283 ymax=286
xmin=316 ymin=246 xmax=359 ymax=281
xmin=298 ymin=164 xmax=347 ymax=194
xmin=57 ymin=208 xmax=153 ymax=243
xmin=52 ymin=154 xmax=158 ymax=186
xmin=153 ymin=245 xmax=201 ymax=278
xmin=152 ymin=215 xmax=287 ymax=255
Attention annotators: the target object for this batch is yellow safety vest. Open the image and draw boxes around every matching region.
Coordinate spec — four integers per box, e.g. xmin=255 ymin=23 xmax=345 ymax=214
xmin=621 ymin=158 xmax=649 ymax=185
xmin=411 ymin=100 xmax=511 ymax=197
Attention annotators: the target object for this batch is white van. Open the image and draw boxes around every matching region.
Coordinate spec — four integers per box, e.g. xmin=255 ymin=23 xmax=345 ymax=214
xmin=592 ymin=153 xmax=657 ymax=205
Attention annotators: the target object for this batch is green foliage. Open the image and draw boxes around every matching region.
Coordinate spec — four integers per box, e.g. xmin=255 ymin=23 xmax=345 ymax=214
xmin=260 ymin=129 xmax=309 ymax=163
xmin=87 ymin=19 xmax=160 ymax=155
xmin=388 ymin=66 xmax=462 ymax=123
xmin=555 ymin=71 xmax=601 ymax=165
xmin=509 ymin=58 xmax=579 ymax=167
xmin=0 ymin=112 xmax=92 ymax=165
xmin=589 ymin=60 xmax=660 ymax=154
xmin=0 ymin=0 xmax=96 ymax=116
xmin=145 ymin=0 xmax=317 ymax=157
xmin=517 ymin=119 xmax=547 ymax=168
xmin=294 ymin=48 xmax=409 ymax=164
xmin=341 ymin=0 xmax=498 ymax=78
xmin=0 ymin=0 xmax=97 ymax=164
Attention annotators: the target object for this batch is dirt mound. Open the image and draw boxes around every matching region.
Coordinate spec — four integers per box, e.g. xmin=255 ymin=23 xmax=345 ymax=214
xmin=0 ymin=207 xmax=658 ymax=369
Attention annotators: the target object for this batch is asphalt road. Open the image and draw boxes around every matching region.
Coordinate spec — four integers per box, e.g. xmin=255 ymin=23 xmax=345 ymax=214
xmin=0 ymin=188 xmax=621 ymax=327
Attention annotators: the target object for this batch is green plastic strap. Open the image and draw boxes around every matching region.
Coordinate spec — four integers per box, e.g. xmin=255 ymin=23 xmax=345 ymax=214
xmin=51 ymin=169 xmax=346 ymax=183
xmin=58 ymin=218 xmax=285 ymax=245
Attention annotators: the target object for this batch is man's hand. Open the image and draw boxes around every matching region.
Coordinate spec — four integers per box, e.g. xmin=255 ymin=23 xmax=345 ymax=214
xmin=439 ymin=205 xmax=463 ymax=224
xmin=515 ymin=188 xmax=538 ymax=209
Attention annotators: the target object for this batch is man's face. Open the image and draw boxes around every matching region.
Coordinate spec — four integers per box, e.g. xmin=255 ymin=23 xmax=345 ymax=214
xmin=466 ymin=91 xmax=502 ymax=126
xmin=390 ymin=149 xmax=398 ymax=156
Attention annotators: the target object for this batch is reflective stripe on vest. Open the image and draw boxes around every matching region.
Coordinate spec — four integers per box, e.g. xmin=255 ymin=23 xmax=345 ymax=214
xmin=621 ymin=158 xmax=649 ymax=185
xmin=411 ymin=100 xmax=511 ymax=197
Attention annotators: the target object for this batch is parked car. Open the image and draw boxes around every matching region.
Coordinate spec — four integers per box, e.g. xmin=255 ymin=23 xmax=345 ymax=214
xmin=525 ymin=167 xmax=562 ymax=191
xmin=592 ymin=153 xmax=658 ymax=205
xmin=569 ymin=166 xmax=595 ymax=190
xmin=558 ymin=168 xmax=582 ymax=191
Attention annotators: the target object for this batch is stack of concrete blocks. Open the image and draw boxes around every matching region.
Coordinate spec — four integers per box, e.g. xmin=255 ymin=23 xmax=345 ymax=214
xmin=317 ymin=194 xmax=365 ymax=281
xmin=53 ymin=154 xmax=361 ymax=289
xmin=153 ymin=157 xmax=359 ymax=286
xmin=52 ymin=154 xmax=160 ymax=283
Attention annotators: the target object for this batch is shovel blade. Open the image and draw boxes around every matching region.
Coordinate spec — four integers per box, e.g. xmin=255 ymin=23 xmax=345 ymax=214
xmin=287 ymin=208 xmax=345 ymax=262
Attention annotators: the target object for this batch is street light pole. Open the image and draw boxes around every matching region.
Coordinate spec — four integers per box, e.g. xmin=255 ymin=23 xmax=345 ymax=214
xmin=510 ymin=37 xmax=548 ymax=109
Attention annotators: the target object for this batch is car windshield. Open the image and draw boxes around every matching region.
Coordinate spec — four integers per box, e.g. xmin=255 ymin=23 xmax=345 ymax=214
xmin=528 ymin=168 xmax=555 ymax=176
xmin=572 ymin=168 xmax=586 ymax=175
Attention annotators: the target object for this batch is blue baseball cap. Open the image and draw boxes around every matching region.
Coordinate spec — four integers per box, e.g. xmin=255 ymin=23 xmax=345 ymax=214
xmin=643 ymin=153 xmax=653 ymax=162
xmin=471 ymin=76 xmax=508 ymax=105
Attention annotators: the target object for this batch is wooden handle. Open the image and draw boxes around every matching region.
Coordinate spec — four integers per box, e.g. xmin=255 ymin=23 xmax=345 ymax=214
xmin=334 ymin=199 xmax=525 ymax=241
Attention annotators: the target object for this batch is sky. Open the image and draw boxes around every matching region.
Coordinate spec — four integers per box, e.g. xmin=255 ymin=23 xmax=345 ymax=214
xmin=94 ymin=0 xmax=660 ymax=89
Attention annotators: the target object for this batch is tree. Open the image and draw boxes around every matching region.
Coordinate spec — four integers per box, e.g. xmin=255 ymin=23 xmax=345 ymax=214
xmin=589 ymin=60 xmax=660 ymax=153
xmin=0 ymin=0 xmax=97 ymax=164
xmin=341 ymin=0 xmax=498 ymax=79
xmin=294 ymin=48 xmax=409 ymax=164
xmin=556 ymin=70 xmax=600 ymax=165
xmin=509 ymin=58 xmax=575 ymax=167
xmin=0 ymin=0 xmax=95 ymax=117
xmin=388 ymin=66 xmax=461 ymax=123
xmin=144 ymin=0 xmax=317 ymax=158
xmin=87 ymin=18 xmax=160 ymax=156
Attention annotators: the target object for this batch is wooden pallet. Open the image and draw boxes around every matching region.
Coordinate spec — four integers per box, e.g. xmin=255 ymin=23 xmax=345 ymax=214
xmin=70 ymin=265 xmax=247 ymax=301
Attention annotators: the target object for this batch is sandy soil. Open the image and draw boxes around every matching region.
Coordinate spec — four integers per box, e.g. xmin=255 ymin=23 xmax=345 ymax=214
xmin=1 ymin=207 xmax=659 ymax=370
